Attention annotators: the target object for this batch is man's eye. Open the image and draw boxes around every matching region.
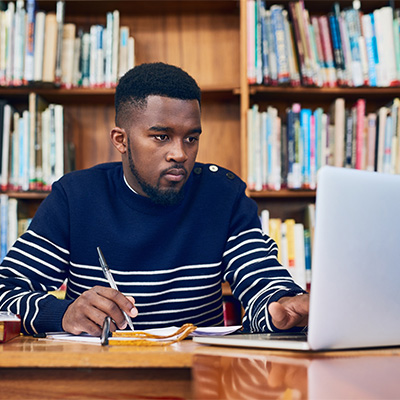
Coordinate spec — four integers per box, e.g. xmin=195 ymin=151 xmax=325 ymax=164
xmin=155 ymin=135 xmax=169 ymax=141
xmin=185 ymin=136 xmax=199 ymax=143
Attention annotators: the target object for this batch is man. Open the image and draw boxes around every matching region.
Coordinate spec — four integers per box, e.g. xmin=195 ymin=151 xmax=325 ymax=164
xmin=0 ymin=63 xmax=309 ymax=336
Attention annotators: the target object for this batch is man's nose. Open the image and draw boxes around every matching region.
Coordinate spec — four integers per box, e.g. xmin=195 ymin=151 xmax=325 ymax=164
xmin=166 ymin=141 xmax=188 ymax=163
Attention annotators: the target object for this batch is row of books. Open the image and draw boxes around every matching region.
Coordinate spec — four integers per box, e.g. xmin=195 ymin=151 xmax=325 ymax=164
xmin=247 ymin=97 xmax=400 ymax=191
xmin=247 ymin=0 xmax=400 ymax=87
xmin=260 ymin=207 xmax=314 ymax=291
xmin=0 ymin=194 xmax=31 ymax=261
xmin=0 ymin=96 xmax=72 ymax=192
xmin=0 ymin=0 xmax=134 ymax=88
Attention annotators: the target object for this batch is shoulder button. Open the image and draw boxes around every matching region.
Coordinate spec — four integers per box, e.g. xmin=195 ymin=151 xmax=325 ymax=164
xmin=209 ymin=165 xmax=219 ymax=172
xmin=226 ymin=172 xmax=235 ymax=180
xmin=193 ymin=167 xmax=202 ymax=175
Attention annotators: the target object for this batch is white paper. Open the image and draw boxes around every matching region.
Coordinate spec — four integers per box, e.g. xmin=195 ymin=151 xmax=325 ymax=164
xmin=44 ymin=325 xmax=241 ymax=345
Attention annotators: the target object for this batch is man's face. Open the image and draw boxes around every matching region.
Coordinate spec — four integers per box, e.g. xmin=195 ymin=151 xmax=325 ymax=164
xmin=123 ymin=95 xmax=201 ymax=205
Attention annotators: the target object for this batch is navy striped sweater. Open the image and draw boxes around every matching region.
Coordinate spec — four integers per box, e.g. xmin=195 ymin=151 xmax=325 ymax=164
xmin=0 ymin=162 xmax=304 ymax=334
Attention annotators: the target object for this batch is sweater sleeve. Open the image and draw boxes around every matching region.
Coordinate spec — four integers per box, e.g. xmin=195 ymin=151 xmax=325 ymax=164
xmin=221 ymin=184 xmax=306 ymax=332
xmin=0 ymin=181 xmax=73 ymax=334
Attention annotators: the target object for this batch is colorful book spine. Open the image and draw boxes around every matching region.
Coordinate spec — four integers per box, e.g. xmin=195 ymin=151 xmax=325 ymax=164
xmin=361 ymin=13 xmax=378 ymax=87
xmin=255 ymin=0 xmax=263 ymax=84
xmin=0 ymin=194 xmax=8 ymax=261
xmin=260 ymin=5 xmax=270 ymax=85
xmin=344 ymin=108 xmax=354 ymax=168
xmin=271 ymin=5 xmax=290 ymax=84
xmin=355 ymin=99 xmax=366 ymax=169
xmin=55 ymin=0 xmax=65 ymax=84
xmin=24 ymin=0 xmax=36 ymax=84
xmin=344 ymin=8 xmax=363 ymax=87
xmin=318 ymin=15 xmax=337 ymax=87
xmin=300 ymin=108 xmax=311 ymax=188
xmin=288 ymin=1 xmax=307 ymax=86
xmin=247 ymin=0 xmax=256 ymax=84
xmin=265 ymin=9 xmax=278 ymax=85
xmin=329 ymin=11 xmax=345 ymax=85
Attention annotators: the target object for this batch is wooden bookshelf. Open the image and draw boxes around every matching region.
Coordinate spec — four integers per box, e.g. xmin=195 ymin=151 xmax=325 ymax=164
xmin=2 ymin=0 xmax=400 ymax=225
xmin=239 ymin=0 xmax=400 ymax=219
xmin=1 ymin=0 xmax=242 ymax=198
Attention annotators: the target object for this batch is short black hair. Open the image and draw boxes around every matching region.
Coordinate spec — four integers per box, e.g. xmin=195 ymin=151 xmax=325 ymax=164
xmin=115 ymin=62 xmax=201 ymax=127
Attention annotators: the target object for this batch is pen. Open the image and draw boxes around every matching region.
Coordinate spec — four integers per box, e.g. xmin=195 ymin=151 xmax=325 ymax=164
xmin=97 ymin=246 xmax=135 ymax=331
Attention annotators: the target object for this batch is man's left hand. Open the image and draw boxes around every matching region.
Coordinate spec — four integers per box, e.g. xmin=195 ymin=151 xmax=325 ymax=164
xmin=268 ymin=294 xmax=309 ymax=330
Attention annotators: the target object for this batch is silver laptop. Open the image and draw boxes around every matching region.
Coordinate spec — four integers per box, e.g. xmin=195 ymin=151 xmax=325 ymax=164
xmin=194 ymin=166 xmax=400 ymax=351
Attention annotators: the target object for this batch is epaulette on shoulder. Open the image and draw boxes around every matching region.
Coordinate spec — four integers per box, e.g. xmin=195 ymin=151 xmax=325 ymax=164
xmin=193 ymin=163 xmax=239 ymax=182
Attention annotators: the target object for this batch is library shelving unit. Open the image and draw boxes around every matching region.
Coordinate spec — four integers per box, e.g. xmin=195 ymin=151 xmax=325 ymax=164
xmin=3 ymin=0 xmax=400 ymax=300
xmin=0 ymin=0 xmax=242 ymax=219
xmin=239 ymin=0 xmax=400 ymax=221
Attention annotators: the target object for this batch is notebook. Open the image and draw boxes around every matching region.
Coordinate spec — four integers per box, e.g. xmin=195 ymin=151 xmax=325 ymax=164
xmin=194 ymin=166 xmax=400 ymax=351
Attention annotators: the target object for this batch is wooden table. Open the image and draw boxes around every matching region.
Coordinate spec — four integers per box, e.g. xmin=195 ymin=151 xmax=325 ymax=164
xmin=2 ymin=336 xmax=400 ymax=399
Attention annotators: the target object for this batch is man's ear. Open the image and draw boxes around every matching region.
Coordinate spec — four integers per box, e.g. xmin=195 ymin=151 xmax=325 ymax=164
xmin=110 ymin=127 xmax=127 ymax=154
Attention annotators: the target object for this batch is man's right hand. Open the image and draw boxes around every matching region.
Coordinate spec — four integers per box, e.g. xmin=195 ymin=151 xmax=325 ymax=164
xmin=62 ymin=286 xmax=138 ymax=336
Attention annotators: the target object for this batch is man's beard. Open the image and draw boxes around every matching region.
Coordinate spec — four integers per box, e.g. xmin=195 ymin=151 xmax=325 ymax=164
xmin=127 ymin=144 xmax=186 ymax=206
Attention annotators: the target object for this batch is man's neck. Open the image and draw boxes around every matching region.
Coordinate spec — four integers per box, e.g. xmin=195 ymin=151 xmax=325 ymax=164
xmin=123 ymin=175 xmax=139 ymax=194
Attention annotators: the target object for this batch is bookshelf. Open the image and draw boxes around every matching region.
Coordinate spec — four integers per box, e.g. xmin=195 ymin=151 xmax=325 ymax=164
xmin=0 ymin=0 xmax=242 ymax=211
xmin=2 ymin=0 xmax=400 ymax=292
xmin=240 ymin=0 xmax=400 ymax=219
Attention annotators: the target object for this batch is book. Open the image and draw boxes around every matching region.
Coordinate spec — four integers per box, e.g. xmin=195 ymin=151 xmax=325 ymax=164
xmin=247 ymin=0 xmax=256 ymax=84
xmin=355 ymin=98 xmax=366 ymax=169
xmin=283 ymin=10 xmax=301 ymax=86
xmin=331 ymin=3 xmax=346 ymax=84
xmin=5 ymin=2 xmax=15 ymax=86
xmin=23 ymin=0 xmax=36 ymax=84
xmin=269 ymin=218 xmax=282 ymax=263
xmin=0 ymin=10 xmax=7 ymax=85
xmin=366 ymin=113 xmax=377 ymax=171
xmin=289 ymin=1 xmax=307 ymax=86
xmin=271 ymin=5 xmax=290 ymax=84
xmin=376 ymin=105 xmax=388 ymax=172
xmin=118 ymin=26 xmax=130 ymax=79
xmin=42 ymin=13 xmax=58 ymax=83
xmin=55 ymin=0 xmax=65 ymax=84
xmin=0 ymin=194 xmax=8 ymax=260
xmin=33 ymin=11 xmax=45 ymax=82
xmin=13 ymin=0 xmax=25 ymax=86
xmin=284 ymin=219 xmax=296 ymax=273
xmin=344 ymin=7 xmax=364 ymax=87
xmin=61 ymin=23 xmax=76 ymax=88
xmin=374 ymin=6 xmax=397 ymax=87
xmin=361 ymin=13 xmax=378 ymax=87
xmin=260 ymin=209 xmax=270 ymax=235
xmin=0 ymin=100 xmax=8 ymax=182
xmin=255 ymin=0 xmax=263 ymax=85
xmin=111 ymin=10 xmax=120 ymax=86
xmin=294 ymin=222 xmax=307 ymax=290
xmin=80 ymin=32 xmax=90 ymax=87
xmin=265 ymin=9 xmax=278 ymax=85
xmin=0 ymin=104 xmax=12 ymax=191
xmin=344 ymin=108 xmax=354 ymax=168
xmin=0 ymin=312 xmax=21 ymax=343
xmin=330 ymin=98 xmax=345 ymax=167
xmin=29 ymin=93 xmax=49 ymax=190
xmin=318 ymin=15 xmax=337 ymax=87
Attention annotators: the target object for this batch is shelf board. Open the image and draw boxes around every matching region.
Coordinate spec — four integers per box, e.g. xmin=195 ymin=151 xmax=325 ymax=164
xmin=4 ymin=192 xmax=50 ymax=200
xmin=249 ymin=189 xmax=316 ymax=198
xmin=0 ymin=85 xmax=240 ymax=104
xmin=250 ymin=85 xmax=400 ymax=101
xmin=33 ymin=1 xmax=241 ymax=16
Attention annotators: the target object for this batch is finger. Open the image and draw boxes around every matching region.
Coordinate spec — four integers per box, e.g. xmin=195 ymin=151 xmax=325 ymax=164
xmin=91 ymin=286 xmax=137 ymax=328
xmin=268 ymin=302 xmax=290 ymax=330
xmin=126 ymin=296 xmax=139 ymax=318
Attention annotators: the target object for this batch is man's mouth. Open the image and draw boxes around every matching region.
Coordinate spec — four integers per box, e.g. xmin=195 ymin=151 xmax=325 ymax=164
xmin=162 ymin=168 xmax=187 ymax=183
